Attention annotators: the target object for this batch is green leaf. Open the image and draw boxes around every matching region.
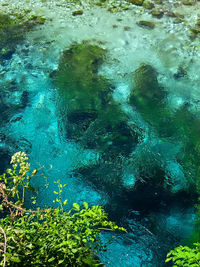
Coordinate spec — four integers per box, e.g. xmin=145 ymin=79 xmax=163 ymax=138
xmin=0 ymin=152 xmax=126 ymax=267
xmin=10 ymin=257 xmax=21 ymax=263
xmin=83 ymin=202 xmax=88 ymax=209
xmin=63 ymin=200 xmax=68 ymax=205
xmin=73 ymin=203 xmax=80 ymax=211
xmin=48 ymin=257 xmax=55 ymax=262
xmin=5 ymin=253 xmax=12 ymax=259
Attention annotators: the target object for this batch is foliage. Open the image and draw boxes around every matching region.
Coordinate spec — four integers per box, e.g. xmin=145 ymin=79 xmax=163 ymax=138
xmin=165 ymin=243 xmax=200 ymax=267
xmin=0 ymin=152 xmax=36 ymax=208
xmin=166 ymin=197 xmax=200 ymax=266
xmin=0 ymin=152 xmax=126 ymax=266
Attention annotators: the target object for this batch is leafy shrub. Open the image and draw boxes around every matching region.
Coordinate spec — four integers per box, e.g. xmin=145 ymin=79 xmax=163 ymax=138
xmin=0 ymin=152 xmax=126 ymax=266
xmin=166 ymin=243 xmax=200 ymax=267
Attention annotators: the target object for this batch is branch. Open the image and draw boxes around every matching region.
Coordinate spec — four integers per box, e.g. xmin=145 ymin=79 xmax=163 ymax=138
xmin=0 ymin=183 xmax=49 ymax=219
xmin=5 ymin=201 xmax=49 ymax=214
xmin=98 ymin=228 xmax=114 ymax=231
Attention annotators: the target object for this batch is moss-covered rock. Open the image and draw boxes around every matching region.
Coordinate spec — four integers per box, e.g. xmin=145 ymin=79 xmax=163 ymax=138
xmin=189 ymin=27 xmax=200 ymax=34
xmin=0 ymin=12 xmax=46 ymax=62
xmin=129 ymin=64 xmax=166 ymax=112
xmin=165 ymin=11 xmax=176 ymax=18
xmin=182 ymin=0 xmax=193 ymax=5
xmin=129 ymin=63 xmax=200 ymax=191
xmin=81 ymin=102 xmax=139 ymax=156
xmin=172 ymin=106 xmax=200 ymax=185
xmin=173 ymin=66 xmax=187 ymax=79
xmin=128 ymin=0 xmax=144 ymax=6
xmin=143 ymin=0 xmax=154 ymax=9
xmin=53 ymin=42 xmax=110 ymax=122
xmin=124 ymin=26 xmax=131 ymax=31
xmin=129 ymin=64 xmax=173 ymax=138
xmin=151 ymin=9 xmax=164 ymax=19
xmin=72 ymin=10 xmax=83 ymax=16
xmin=137 ymin=20 xmax=155 ymax=29
xmin=53 ymin=42 xmax=139 ymax=156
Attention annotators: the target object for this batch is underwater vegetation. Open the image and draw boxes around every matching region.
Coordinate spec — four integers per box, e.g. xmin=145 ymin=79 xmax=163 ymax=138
xmin=52 ymin=42 xmax=139 ymax=158
xmin=0 ymin=12 xmax=45 ymax=62
xmin=50 ymin=40 xmax=200 ymax=265
xmin=51 ymin=41 xmax=199 ymax=216
xmin=129 ymin=63 xmax=200 ymax=193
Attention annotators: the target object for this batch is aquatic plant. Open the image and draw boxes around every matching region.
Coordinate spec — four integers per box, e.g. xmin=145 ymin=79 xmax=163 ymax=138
xmin=129 ymin=63 xmax=166 ymax=122
xmin=0 ymin=12 xmax=46 ymax=61
xmin=129 ymin=63 xmax=200 ymax=193
xmin=53 ymin=41 xmax=139 ymax=157
xmin=0 ymin=152 xmax=125 ymax=266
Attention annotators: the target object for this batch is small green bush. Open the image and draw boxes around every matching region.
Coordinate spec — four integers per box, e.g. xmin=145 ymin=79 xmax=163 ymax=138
xmin=0 ymin=152 xmax=125 ymax=266
xmin=166 ymin=243 xmax=200 ymax=267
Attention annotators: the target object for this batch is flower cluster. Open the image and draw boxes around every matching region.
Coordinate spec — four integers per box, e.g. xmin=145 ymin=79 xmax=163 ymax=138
xmin=10 ymin=151 xmax=30 ymax=175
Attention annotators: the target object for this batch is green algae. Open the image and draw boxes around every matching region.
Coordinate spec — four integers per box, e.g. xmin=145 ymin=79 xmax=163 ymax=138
xmin=129 ymin=63 xmax=200 ymax=192
xmin=53 ymin=42 xmax=110 ymax=118
xmin=81 ymin=102 xmax=139 ymax=156
xmin=129 ymin=64 xmax=166 ymax=122
xmin=0 ymin=13 xmax=16 ymax=28
xmin=128 ymin=0 xmax=144 ymax=5
xmin=143 ymin=0 xmax=154 ymax=9
xmin=0 ymin=12 xmax=46 ymax=61
xmin=137 ymin=20 xmax=155 ymax=29
xmin=53 ymin=42 xmax=139 ymax=157
xmin=172 ymin=106 xmax=200 ymax=187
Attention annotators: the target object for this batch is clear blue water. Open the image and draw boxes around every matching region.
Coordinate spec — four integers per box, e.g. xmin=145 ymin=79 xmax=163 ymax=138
xmin=0 ymin=20 xmax=198 ymax=266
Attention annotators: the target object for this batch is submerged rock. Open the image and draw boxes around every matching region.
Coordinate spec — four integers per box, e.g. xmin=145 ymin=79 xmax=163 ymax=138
xmin=75 ymin=161 xmax=124 ymax=199
xmin=53 ymin=42 xmax=139 ymax=157
xmin=172 ymin=105 xmax=200 ymax=187
xmin=137 ymin=20 xmax=155 ymax=29
xmin=72 ymin=10 xmax=83 ymax=16
xmin=151 ymin=9 xmax=164 ymax=19
xmin=182 ymin=0 xmax=193 ymax=5
xmin=165 ymin=11 xmax=176 ymax=18
xmin=128 ymin=0 xmax=144 ymax=5
xmin=80 ymin=103 xmax=139 ymax=157
xmin=53 ymin=41 xmax=110 ymax=130
xmin=129 ymin=64 xmax=166 ymax=116
xmin=129 ymin=63 xmax=200 ymax=192
xmin=173 ymin=66 xmax=187 ymax=79
xmin=0 ymin=12 xmax=46 ymax=62
xmin=53 ymin=42 xmax=109 ymax=113
xmin=143 ymin=1 xmax=154 ymax=9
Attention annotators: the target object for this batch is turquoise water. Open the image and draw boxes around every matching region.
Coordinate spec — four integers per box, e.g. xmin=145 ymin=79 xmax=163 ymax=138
xmin=0 ymin=13 xmax=199 ymax=266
